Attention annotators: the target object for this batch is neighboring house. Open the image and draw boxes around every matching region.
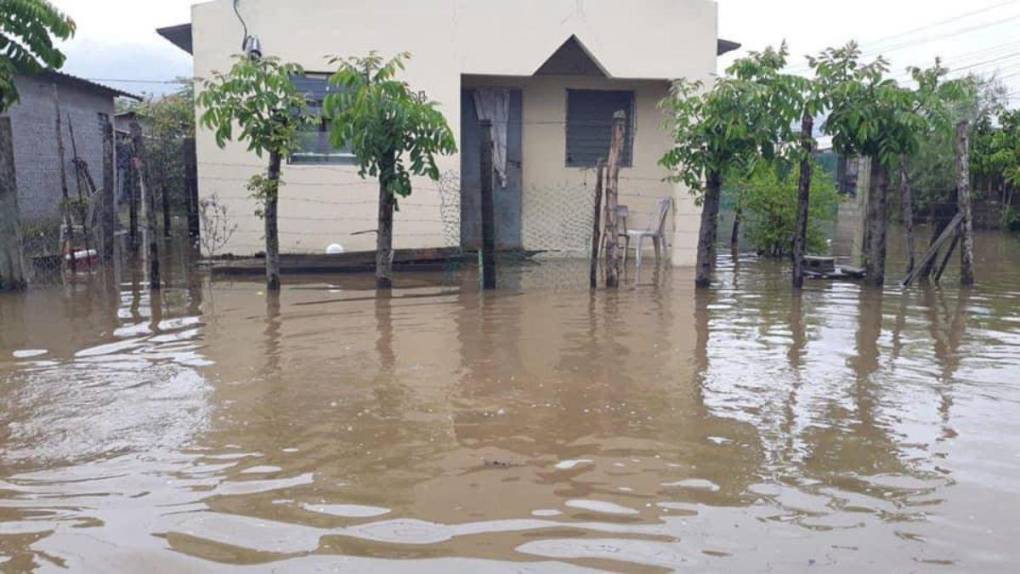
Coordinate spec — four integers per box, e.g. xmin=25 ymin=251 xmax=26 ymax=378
xmin=160 ymin=0 xmax=738 ymax=265
xmin=3 ymin=71 xmax=139 ymax=229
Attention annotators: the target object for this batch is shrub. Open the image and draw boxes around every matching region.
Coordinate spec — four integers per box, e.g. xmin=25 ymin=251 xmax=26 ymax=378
xmin=736 ymin=160 xmax=839 ymax=257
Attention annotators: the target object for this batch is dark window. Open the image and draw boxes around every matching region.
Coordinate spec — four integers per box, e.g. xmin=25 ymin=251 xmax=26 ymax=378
xmin=565 ymin=89 xmax=635 ymax=168
xmin=289 ymin=74 xmax=356 ymax=165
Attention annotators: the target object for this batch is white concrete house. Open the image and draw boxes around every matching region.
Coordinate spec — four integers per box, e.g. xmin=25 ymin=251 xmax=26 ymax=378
xmin=160 ymin=0 xmax=737 ymax=266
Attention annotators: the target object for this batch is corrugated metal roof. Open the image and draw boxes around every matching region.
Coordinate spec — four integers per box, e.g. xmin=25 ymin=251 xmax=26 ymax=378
xmin=37 ymin=70 xmax=142 ymax=101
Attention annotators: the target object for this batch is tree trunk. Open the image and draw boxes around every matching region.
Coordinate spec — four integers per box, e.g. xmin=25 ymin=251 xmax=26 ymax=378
xmin=792 ymin=113 xmax=814 ymax=290
xmin=265 ymin=151 xmax=282 ymax=291
xmin=696 ymin=170 xmax=723 ymax=288
xmin=899 ymin=160 xmax=916 ymax=276
xmin=132 ymin=123 xmax=160 ymax=290
xmin=376 ymin=152 xmax=396 ymax=290
xmin=955 ymin=121 xmax=975 ymax=287
xmin=0 ymin=117 xmax=26 ymax=291
xmin=864 ymin=158 xmax=889 ymax=287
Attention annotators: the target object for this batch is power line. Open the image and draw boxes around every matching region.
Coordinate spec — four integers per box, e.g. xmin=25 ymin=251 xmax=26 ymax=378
xmin=862 ymin=0 xmax=1020 ymax=52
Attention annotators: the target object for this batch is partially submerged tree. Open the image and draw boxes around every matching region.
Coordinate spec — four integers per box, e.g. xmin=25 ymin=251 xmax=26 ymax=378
xmin=323 ymin=52 xmax=456 ymax=289
xmin=198 ymin=56 xmax=309 ymax=290
xmin=130 ymin=83 xmax=196 ymax=237
xmin=660 ymin=46 xmax=794 ymax=287
xmin=0 ymin=0 xmax=75 ymax=112
xmin=811 ymin=43 xmax=925 ymax=287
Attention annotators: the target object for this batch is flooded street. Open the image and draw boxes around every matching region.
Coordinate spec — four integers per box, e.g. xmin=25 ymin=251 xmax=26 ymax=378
xmin=1 ymin=232 xmax=1019 ymax=573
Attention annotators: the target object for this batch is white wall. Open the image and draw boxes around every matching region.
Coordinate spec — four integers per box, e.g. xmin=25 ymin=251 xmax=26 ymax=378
xmin=191 ymin=0 xmax=718 ymax=263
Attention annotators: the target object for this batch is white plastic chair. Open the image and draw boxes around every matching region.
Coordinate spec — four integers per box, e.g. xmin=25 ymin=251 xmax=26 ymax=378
xmin=625 ymin=198 xmax=671 ymax=268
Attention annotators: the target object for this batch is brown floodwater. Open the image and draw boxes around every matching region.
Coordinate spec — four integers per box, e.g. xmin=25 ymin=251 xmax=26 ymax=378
xmin=0 ymin=231 xmax=1019 ymax=573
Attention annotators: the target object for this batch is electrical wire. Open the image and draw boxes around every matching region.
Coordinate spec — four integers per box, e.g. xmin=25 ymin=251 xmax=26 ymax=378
xmin=233 ymin=0 xmax=249 ymax=51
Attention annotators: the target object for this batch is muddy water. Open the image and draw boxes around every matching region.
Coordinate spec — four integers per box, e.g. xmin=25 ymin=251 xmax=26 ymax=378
xmin=0 ymin=232 xmax=1019 ymax=573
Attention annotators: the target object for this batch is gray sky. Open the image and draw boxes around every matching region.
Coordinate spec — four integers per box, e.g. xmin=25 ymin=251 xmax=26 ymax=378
xmin=48 ymin=0 xmax=1020 ymax=103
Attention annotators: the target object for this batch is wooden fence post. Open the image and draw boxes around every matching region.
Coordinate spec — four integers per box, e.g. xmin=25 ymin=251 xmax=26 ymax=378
xmin=126 ymin=136 xmax=139 ymax=253
xmin=0 ymin=117 xmax=26 ymax=291
xmin=161 ymin=162 xmax=172 ymax=239
xmin=131 ymin=122 xmax=160 ymax=289
xmin=590 ymin=159 xmax=605 ymax=289
xmin=899 ymin=159 xmax=916 ymax=276
xmin=479 ymin=119 xmax=497 ymax=290
xmin=52 ymin=85 xmax=76 ymax=272
xmin=604 ymin=111 xmax=626 ymax=288
xmin=955 ymin=120 xmax=975 ymax=287
xmin=792 ymin=113 xmax=814 ymax=289
xmin=101 ymin=116 xmax=116 ymax=261
xmin=183 ymin=137 xmax=200 ymax=244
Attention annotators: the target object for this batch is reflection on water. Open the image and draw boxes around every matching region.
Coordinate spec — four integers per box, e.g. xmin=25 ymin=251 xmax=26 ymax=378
xmin=0 ymin=231 xmax=1019 ymax=572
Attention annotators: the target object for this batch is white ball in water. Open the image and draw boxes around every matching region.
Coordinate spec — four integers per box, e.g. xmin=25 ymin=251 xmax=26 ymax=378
xmin=326 ymin=243 xmax=345 ymax=255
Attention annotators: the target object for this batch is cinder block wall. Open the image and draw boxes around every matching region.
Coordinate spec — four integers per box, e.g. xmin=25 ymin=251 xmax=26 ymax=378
xmin=6 ymin=76 xmax=114 ymax=225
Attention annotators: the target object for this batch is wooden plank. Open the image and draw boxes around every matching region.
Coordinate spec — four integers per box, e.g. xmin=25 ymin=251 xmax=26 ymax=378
xmin=901 ymin=212 xmax=963 ymax=287
xmin=589 ymin=160 xmax=605 ymax=289
xmin=211 ymin=247 xmax=476 ymax=276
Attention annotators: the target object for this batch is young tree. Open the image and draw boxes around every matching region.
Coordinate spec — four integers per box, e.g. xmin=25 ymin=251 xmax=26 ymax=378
xmin=198 ymin=56 xmax=309 ymax=291
xmin=0 ymin=0 xmax=75 ymax=112
xmin=323 ymin=52 xmax=456 ymax=289
xmin=660 ymin=46 xmax=793 ymax=288
xmin=811 ymin=43 xmax=925 ymax=287
xmin=129 ymin=83 xmax=196 ymax=237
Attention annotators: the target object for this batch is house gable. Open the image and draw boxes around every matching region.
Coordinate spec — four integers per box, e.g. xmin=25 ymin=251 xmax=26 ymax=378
xmin=535 ymin=35 xmax=609 ymax=77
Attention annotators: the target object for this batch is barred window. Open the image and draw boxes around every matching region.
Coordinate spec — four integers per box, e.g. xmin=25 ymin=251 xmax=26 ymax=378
xmin=565 ymin=89 xmax=635 ymax=168
xmin=289 ymin=74 xmax=356 ymax=165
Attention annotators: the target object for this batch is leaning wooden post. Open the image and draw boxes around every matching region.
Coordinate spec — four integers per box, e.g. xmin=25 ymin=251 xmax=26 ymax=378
xmin=131 ymin=122 xmax=160 ymax=289
xmin=52 ymin=85 xmax=76 ymax=272
xmin=589 ymin=159 xmax=606 ymax=289
xmin=792 ymin=113 xmax=814 ymax=289
xmin=183 ymin=137 xmax=200 ymax=245
xmin=127 ymin=141 xmax=140 ymax=254
xmin=0 ymin=117 xmax=26 ymax=291
xmin=479 ymin=119 xmax=497 ymax=290
xmin=604 ymin=111 xmax=626 ymax=288
xmin=955 ymin=120 xmax=975 ymax=287
xmin=100 ymin=116 xmax=116 ymax=261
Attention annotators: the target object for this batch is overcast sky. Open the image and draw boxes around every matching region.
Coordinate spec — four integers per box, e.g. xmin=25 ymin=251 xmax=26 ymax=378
xmin=47 ymin=0 xmax=1020 ymax=103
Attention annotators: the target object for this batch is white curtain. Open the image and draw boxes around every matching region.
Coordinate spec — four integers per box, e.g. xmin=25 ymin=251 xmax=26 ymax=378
xmin=473 ymin=88 xmax=510 ymax=188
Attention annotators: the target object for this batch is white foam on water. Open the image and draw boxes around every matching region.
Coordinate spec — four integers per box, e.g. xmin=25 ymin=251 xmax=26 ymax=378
xmin=565 ymin=499 xmax=639 ymax=515
xmin=303 ymin=503 xmax=391 ymax=518
xmin=555 ymin=459 xmax=593 ymax=470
